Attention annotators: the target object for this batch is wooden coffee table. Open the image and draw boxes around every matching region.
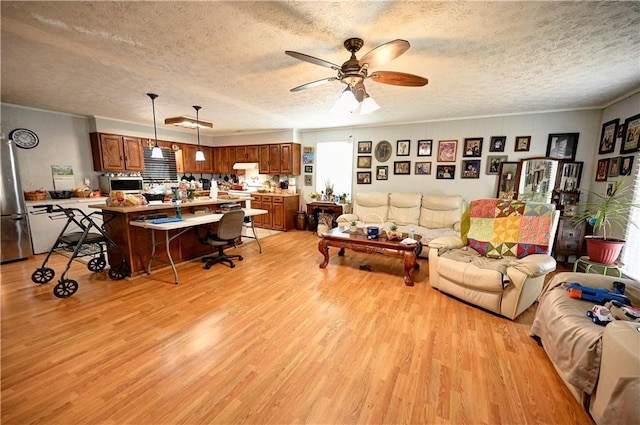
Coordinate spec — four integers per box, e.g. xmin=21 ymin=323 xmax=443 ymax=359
xmin=318 ymin=226 xmax=422 ymax=286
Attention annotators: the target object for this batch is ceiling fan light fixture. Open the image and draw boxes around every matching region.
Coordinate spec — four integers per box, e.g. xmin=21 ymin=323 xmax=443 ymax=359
xmin=147 ymin=93 xmax=163 ymax=159
xmin=332 ymin=86 xmax=359 ymax=113
xmin=358 ymin=94 xmax=380 ymax=115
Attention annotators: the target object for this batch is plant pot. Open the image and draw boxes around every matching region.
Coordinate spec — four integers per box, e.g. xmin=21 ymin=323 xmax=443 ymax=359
xmin=585 ymin=236 xmax=625 ymax=265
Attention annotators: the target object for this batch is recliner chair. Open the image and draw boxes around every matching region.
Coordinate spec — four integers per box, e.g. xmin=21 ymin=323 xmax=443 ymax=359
xmin=200 ymin=210 xmax=245 ymax=269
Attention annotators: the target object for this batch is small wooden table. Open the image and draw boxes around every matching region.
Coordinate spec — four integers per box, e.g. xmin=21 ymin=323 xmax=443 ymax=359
xmin=318 ymin=226 xmax=422 ymax=286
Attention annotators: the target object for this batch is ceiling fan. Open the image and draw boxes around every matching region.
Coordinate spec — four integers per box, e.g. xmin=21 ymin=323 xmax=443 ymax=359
xmin=285 ymin=38 xmax=428 ymax=106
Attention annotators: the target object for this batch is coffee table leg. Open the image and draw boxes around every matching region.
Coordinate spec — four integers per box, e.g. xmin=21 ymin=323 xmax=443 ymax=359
xmin=403 ymin=252 xmax=416 ymax=286
xmin=318 ymin=238 xmax=330 ymax=268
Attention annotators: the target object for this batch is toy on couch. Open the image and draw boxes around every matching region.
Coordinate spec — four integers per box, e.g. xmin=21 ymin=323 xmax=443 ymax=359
xmin=566 ymin=281 xmax=631 ymax=305
xmin=604 ymin=300 xmax=640 ymax=322
xmin=586 ymin=305 xmax=615 ymax=325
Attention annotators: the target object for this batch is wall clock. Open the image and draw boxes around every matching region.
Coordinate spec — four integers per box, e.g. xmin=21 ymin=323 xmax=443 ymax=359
xmin=9 ymin=128 xmax=39 ymax=149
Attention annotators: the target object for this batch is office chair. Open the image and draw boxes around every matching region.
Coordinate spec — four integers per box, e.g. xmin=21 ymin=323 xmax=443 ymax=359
xmin=199 ymin=210 xmax=245 ymax=269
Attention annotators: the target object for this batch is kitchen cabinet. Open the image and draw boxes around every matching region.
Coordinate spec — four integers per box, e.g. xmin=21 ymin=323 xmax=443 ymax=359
xmin=213 ymin=147 xmax=234 ymax=174
xmin=554 ymin=217 xmax=587 ymax=263
xmin=90 ymin=132 xmax=144 ymax=172
xmin=235 ymin=145 xmax=259 ymax=163
xmin=182 ymin=144 xmax=214 ymax=173
xmin=251 ymin=194 xmax=299 ymax=231
xmin=258 ymin=143 xmax=301 ymax=175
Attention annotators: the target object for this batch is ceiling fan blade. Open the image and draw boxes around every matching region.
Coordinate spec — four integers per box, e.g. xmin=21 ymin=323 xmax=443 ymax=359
xmin=290 ymin=77 xmax=338 ymax=92
xmin=369 ymin=71 xmax=428 ymax=87
xmin=285 ymin=51 xmax=340 ymax=70
xmin=359 ymin=39 xmax=410 ymax=69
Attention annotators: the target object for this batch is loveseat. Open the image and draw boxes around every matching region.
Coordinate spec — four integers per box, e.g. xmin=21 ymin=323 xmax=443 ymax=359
xmin=336 ymin=192 xmax=465 ymax=249
xmin=428 ymin=198 xmax=559 ymax=319
xmin=530 ymin=272 xmax=640 ymax=425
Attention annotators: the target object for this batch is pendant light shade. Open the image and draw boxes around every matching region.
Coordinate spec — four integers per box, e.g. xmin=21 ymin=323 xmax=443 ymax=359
xmin=193 ymin=105 xmax=205 ymax=162
xmin=147 ymin=93 xmax=163 ymax=159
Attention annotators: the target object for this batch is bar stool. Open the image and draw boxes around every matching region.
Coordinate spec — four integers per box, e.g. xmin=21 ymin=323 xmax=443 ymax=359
xmin=241 ymin=216 xmax=262 ymax=253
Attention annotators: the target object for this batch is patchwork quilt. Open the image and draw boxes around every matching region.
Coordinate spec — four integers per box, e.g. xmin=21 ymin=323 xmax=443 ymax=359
xmin=466 ymin=199 xmax=555 ymax=258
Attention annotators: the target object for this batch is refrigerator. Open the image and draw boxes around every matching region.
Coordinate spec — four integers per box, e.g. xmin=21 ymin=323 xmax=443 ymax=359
xmin=1 ymin=134 xmax=32 ymax=263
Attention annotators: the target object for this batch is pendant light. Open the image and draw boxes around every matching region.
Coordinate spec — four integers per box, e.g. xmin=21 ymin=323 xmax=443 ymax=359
xmin=147 ymin=93 xmax=163 ymax=159
xmin=193 ymin=105 xmax=205 ymax=162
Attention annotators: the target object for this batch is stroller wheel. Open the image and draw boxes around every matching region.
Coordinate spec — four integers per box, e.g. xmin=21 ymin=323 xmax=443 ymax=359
xmin=108 ymin=263 xmax=129 ymax=281
xmin=54 ymin=279 xmax=78 ymax=298
xmin=87 ymin=257 xmax=107 ymax=272
xmin=32 ymin=267 xmax=55 ymax=284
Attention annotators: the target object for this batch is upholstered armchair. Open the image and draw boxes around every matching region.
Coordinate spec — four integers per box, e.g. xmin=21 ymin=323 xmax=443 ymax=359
xmin=428 ymin=199 xmax=560 ymax=320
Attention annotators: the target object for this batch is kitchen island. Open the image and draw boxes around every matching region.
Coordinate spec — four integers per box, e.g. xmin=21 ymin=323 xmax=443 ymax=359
xmin=90 ymin=196 xmax=255 ymax=276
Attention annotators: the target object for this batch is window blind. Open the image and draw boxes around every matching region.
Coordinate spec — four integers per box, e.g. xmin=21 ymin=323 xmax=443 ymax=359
xmin=142 ymin=147 xmax=178 ymax=183
xmin=620 ymin=159 xmax=640 ymax=280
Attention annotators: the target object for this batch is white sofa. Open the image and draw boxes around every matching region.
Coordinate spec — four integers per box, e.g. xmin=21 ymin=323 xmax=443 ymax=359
xmin=336 ymin=192 xmax=465 ymax=248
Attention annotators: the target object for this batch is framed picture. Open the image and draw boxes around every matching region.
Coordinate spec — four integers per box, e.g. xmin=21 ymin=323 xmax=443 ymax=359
xmin=374 ymin=140 xmax=392 ymax=162
xmin=486 ymin=155 xmax=508 ymax=175
xmin=461 ymin=160 xmax=480 ymax=179
xmin=303 ymin=152 xmax=314 ymax=164
xmin=303 ymin=146 xmax=314 ymax=154
xmin=393 ymin=161 xmax=411 ymax=175
xmin=357 ymin=140 xmax=372 ymax=154
xmin=304 ymin=165 xmax=313 ymax=173
xmin=376 ymin=166 xmax=388 ymax=180
xmin=496 ymin=161 xmax=518 ymax=198
xmin=437 ymin=140 xmax=457 ymax=162
xmin=608 ymin=156 xmax=620 ymax=177
xmin=514 ymin=136 xmax=531 ymax=152
xmin=620 ymin=155 xmax=635 ymax=176
xmin=489 ymin=136 xmax=506 ymax=152
xmin=599 ymin=119 xmax=619 ymax=154
xmin=356 ymin=171 xmax=372 ymax=184
xmin=620 ymin=113 xmax=640 ymax=154
xmin=415 ymin=161 xmax=432 ymax=175
xmin=546 ymin=133 xmax=579 ymax=160
xmin=357 ymin=155 xmax=372 ymax=168
xmin=436 ymin=165 xmax=455 ymax=179
xmin=417 ymin=139 xmax=432 ymax=156
xmin=605 ymin=181 xmax=617 ymax=197
xmin=463 ymin=137 xmax=483 ymax=157
xmin=595 ymin=158 xmax=609 ymax=182
xmin=396 ymin=140 xmax=410 ymax=156
xmin=304 ymin=175 xmax=312 ymax=186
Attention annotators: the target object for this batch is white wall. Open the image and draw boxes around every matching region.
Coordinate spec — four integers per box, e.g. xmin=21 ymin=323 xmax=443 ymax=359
xmin=300 ymin=109 xmax=602 ymax=205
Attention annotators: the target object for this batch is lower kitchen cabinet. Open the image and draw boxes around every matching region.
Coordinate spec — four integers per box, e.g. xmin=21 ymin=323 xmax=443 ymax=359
xmin=251 ymin=194 xmax=299 ymax=231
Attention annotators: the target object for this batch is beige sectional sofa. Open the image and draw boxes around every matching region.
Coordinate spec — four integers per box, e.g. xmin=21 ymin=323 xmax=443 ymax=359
xmin=336 ymin=192 xmax=465 ymax=248
xmin=531 ymin=272 xmax=640 ymax=425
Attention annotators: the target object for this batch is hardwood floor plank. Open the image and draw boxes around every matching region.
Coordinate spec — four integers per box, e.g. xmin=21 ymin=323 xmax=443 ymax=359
xmin=0 ymin=230 xmax=591 ymax=424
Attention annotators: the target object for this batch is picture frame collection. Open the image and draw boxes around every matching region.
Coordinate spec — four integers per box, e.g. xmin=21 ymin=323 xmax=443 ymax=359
xmin=596 ymin=112 xmax=639 ymax=182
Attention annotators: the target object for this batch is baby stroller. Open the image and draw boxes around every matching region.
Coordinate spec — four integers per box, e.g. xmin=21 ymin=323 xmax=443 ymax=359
xmin=30 ymin=205 xmax=129 ymax=298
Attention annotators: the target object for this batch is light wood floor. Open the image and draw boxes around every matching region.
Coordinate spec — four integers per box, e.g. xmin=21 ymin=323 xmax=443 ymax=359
xmin=1 ymin=230 xmax=591 ymax=424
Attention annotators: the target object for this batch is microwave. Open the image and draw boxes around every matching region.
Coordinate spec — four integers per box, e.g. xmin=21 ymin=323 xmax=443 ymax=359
xmin=98 ymin=175 xmax=144 ymax=194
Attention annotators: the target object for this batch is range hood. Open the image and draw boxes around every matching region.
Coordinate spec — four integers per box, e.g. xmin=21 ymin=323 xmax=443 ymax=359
xmin=232 ymin=162 xmax=259 ymax=170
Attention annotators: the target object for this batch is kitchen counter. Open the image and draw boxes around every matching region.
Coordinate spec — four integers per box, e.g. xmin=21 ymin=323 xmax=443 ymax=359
xmin=26 ymin=196 xmax=109 ymax=207
xmin=88 ymin=196 xmax=254 ymax=276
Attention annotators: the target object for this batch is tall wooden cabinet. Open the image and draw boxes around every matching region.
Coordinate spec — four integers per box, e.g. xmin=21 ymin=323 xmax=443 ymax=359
xmin=90 ymin=132 xmax=144 ymax=172
xmin=554 ymin=217 xmax=587 ymax=263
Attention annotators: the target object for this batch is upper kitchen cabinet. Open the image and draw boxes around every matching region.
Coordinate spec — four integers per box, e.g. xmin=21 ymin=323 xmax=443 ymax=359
xmin=259 ymin=143 xmax=301 ymax=175
xmin=213 ymin=146 xmax=234 ymax=174
xmin=182 ymin=144 xmax=214 ymax=173
xmin=235 ymin=145 xmax=260 ymax=163
xmin=90 ymin=132 xmax=144 ymax=172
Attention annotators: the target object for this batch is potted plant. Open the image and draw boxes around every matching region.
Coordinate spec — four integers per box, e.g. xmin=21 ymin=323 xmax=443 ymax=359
xmin=573 ymin=178 xmax=639 ymax=264
xmin=338 ymin=193 xmax=348 ymax=204
xmin=386 ymin=223 xmax=403 ymax=241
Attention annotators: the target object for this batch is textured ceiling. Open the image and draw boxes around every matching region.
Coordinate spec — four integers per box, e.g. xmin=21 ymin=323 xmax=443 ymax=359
xmin=2 ymin=1 xmax=639 ymax=136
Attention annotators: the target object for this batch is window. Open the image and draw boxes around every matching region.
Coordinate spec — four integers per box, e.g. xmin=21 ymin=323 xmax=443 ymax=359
xmin=621 ymin=161 xmax=640 ymax=280
xmin=315 ymin=141 xmax=353 ymax=199
xmin=142 ymin=147 xmax=178 ymax=183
